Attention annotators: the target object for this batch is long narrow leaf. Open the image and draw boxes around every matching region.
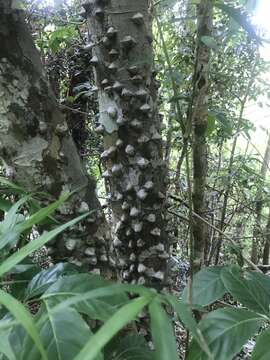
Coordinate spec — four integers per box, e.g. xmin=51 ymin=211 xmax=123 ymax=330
xmin=0 ymin=289 xmax=47 ymax=360
xmin=17 ymin=193 xmax=70 ymax=232
xmin=0 ymin=177 xmax=26 ymax=194
xmin=149 ymin=299 xmax=178 ymax=360
xmin=74 ymin=296 xmax=153 ymax=360
xmin=0 ymin=213 xmax=89 ymax=277
xmin=165 ymin=294 xmax=213 ymax=359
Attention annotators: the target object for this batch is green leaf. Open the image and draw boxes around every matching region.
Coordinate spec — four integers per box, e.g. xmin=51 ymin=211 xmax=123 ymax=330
xmin=221 ymin=266 xmax=270 ymax=316
xmin=0 ymin=177 xmax=26 ymax=195
xmin=252 ymin=328 xmax=270 ymax=360
xmin=17 ymin=193 xmax=70 ymax=233
xmin=149 ymin=299 xmax=178 ymax=360
xmin=187 ymin=308 xmax=264 ymax=360
xmin=25 ymin=263 xmax=78 ymax=300
xmin=182 ymin=266 xmax=226 ymax=306
xmin=215 ymin=3 xmax=260 ymax=43
xmin=0 ymin=289 xmax=47 ymax=360
xmin=0 ymin=197 xmax=13 ymax=212
xmin=0 ymin=213 xmax=88 ymax=277
xmin=201 ymin=36 xmax=218 ymax=50
xmin=10 ymin=261 xmax=40 ymax=301
xmin=23 ymin=303 xmax=92 ymax=360
xmin=104 ymin=333 xmax=154 ymax=360
xmin=165 ymin=295 xmax=213 ymax=358
xmin=43 ymin=274 xmax=128 ymax=321
xmin=74 ymin=296 xmax=153 ymax=360
xmin=0 ymin=196 xmax=30 ymax=250
xmin=0 ymin=329 xmax=16 ymax=360
xmin=207 ymin=114 xmax=216 ymax=136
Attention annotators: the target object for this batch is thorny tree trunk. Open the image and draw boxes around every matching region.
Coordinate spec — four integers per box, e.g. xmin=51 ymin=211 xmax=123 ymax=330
xmin=191 ymin=0 xmax=212 ymax=272
xmin=83 ymin=0 xmax=171 ymax=288
xmin=0 ymin=1 xmax=111 ymax=275
xmin=251 ymin=132 xmax=270 ymax=263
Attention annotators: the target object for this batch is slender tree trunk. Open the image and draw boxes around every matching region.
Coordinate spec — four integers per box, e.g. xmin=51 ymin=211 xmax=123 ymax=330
xmin=263 ymin=208 xmax=270 ymax=265
xmin=251 ymin=133 xmax=270 ymax=263
xmin=84 ymin=0 xmax=170 ymax=288
xmin=0 ymin=1 xmax=111 ymax=275
xmin=191 ymin=0 xmax=212 ymax=272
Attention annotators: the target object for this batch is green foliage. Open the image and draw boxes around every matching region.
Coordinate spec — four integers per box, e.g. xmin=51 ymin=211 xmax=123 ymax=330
xmin=187 ymin=308 xmax=263 ymax=360
xmin=182 ymin=266 xmax=226 ymax=306
xmin=182 ymin=265 xmax=270 ymax=359
xmin=48 ymin=26 xmax=78 ymax=53
xmin=0 ymin=183 xmax=195 ymax=360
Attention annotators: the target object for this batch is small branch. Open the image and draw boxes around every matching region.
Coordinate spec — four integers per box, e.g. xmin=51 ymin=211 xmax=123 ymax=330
xmin=168 ymin=208 xmax=262 ymax=273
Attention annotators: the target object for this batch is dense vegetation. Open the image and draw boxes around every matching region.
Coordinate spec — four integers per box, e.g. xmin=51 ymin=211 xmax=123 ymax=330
xmin=1 ymin=0 xmax=270 ymax=359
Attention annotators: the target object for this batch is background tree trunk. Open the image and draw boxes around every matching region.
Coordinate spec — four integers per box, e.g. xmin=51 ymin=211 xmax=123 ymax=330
xmin=251 ymin=132 xmax=270 ymax=263
xmin=0 ymin=1 xmax=111 ymax=275
xmin=192 ymin=0 xmax=212 ymax=272
xmin=84 ymin=0 xmax=170 ymax=288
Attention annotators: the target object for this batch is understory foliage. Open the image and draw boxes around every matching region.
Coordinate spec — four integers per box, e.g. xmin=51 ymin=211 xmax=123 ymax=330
xmin=0 ymin=182 xmax=270 ymax=359
xmin=2 ymin=0 xmax=270 ymax=359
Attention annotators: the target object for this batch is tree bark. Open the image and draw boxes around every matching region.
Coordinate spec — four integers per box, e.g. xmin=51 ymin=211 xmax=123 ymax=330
xmin=83 ymin=0 xmax=170 ymax=288
xmin=0 ymin=1 xmax=111 ymax=275
xmin=191 ymin=0 xmax=212 ymax=272
xmin=263 ymin=208 xmax=270 ymax=265
xmin=252 ymin=133 xmax=270 ymax=263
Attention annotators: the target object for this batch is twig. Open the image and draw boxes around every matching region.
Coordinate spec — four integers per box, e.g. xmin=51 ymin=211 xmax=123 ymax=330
xmin=168 ymin=208 xmax=262 ymax=273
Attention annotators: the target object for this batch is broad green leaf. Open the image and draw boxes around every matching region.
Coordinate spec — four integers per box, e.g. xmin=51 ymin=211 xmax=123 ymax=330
xmin=187 ymin=308 xmax=264 ymax=360
xmin=8 ymin=324 xmax=26 ymax=360
xmin=74 ymin=296 xmax=153 ymax=360
xmin=182 ymin=266 xmax=226 ymax=306
xmin=43 ymin=274 xmax=128 ymax=321
xmin=0 ymin=289 xmax=47 ymax=360
xmin=0 ymin=329 xmax=16 ymax=360
xmin=10 ymin=264 xmax=40 ymax=301
xmin=104 ymin=333 xmax=154 ymax=360
xmin=149 ymin=299 xmax=178 ymax=360
xmin=252 ymin=328 xmax=270 ymax=360
xmin=0 ymin=197 xmax=13 ymax=212
xmin=23 ymin=303 xmax=91 ymax=360
xmin=201 ymin=36 xmax=218 ymax=50
xmin=221 ymin=266 xmax=270 ymax=316
xmin=25 ymin=263 xmax=78 ymax=300
xmin=0 ymin=213 xmax=88 ymax=277
xmin=246 ymin=271 xmax=270 ymax=298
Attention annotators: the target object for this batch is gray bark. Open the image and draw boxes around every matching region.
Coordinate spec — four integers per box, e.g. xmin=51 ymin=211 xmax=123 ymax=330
xmin=0 ymin=1 xmax=111 ymax=275
xmin=192 ymin=0 xmax=212 ymax=272
xmin=83 ymin=0 xmax=170 ymax=288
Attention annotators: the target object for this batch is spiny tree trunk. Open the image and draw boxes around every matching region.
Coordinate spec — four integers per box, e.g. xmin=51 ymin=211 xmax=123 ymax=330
xmin=0 ymin=1 xmax=111 ymax=275
xmin=251 ymin=132 xmax=270 ymax=263
xmin=191 ymin=0 xmax=212 ymax=272
xmin=83 ymin=0 xmax=170 ymax=288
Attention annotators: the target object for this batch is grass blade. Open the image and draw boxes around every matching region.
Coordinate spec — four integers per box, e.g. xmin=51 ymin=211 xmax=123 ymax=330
xmin=0 ymin=213 xmax=89 ymax=277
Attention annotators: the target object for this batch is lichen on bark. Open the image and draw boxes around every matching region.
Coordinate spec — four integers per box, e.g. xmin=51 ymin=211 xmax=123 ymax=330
xmin=0 ymin=2 xmax=112 ymax=276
